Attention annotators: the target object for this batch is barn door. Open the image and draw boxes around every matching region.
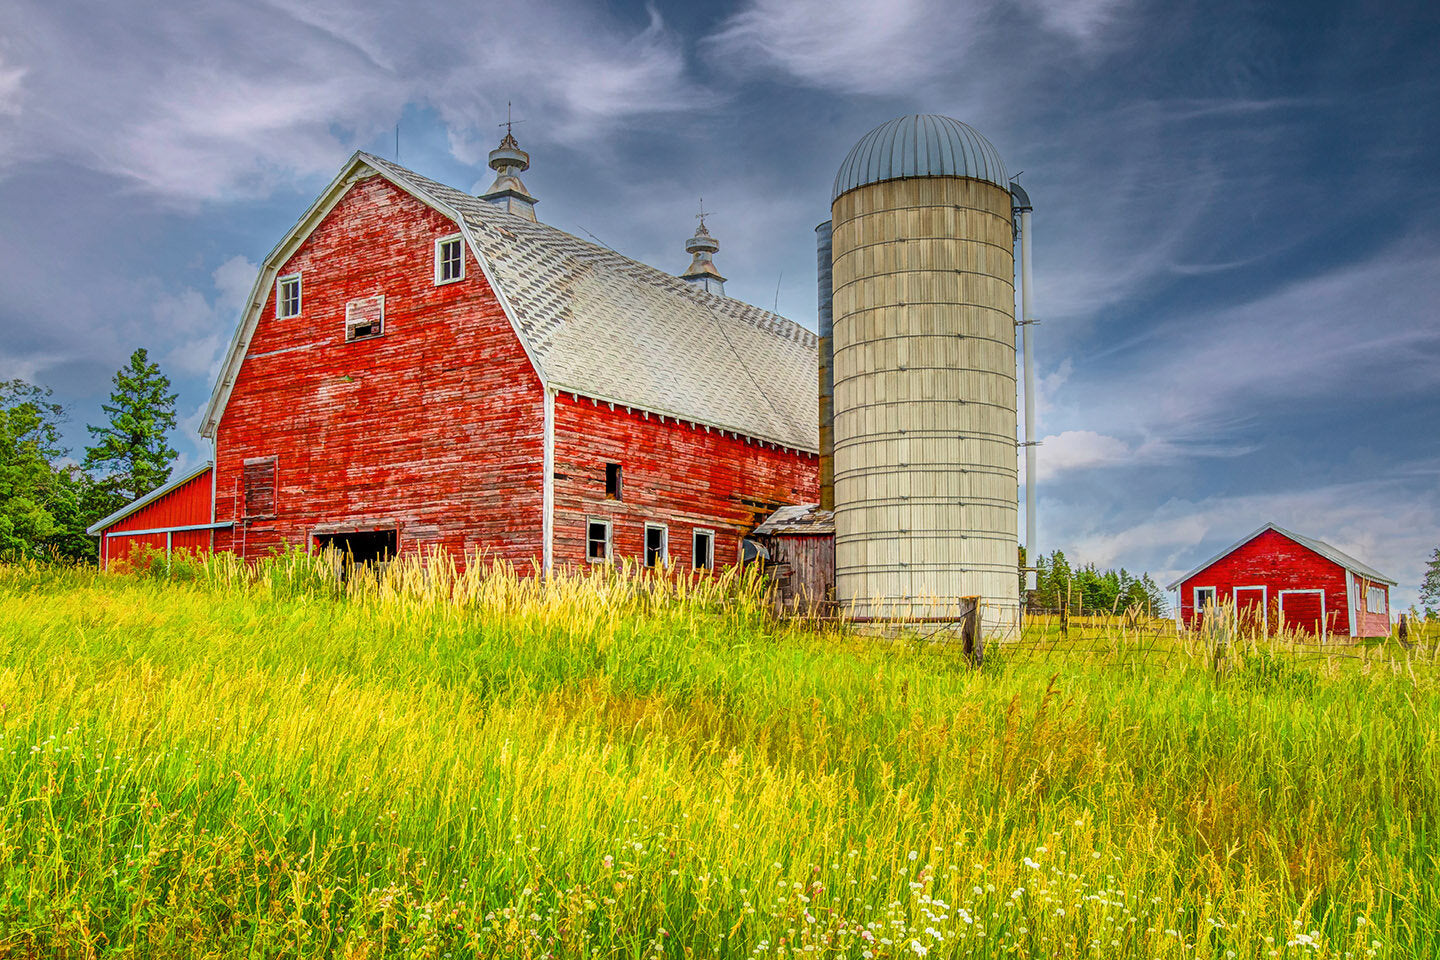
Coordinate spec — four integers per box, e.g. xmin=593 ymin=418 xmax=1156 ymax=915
xmin=1280 ymin=590 xmax=1326 ymax=642
xmin=1233 ymin=586 xmax=1267 ymax=634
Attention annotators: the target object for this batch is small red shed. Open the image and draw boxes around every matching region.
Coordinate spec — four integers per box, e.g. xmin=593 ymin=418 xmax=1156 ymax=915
xmin=86 ymin=463 xmax=226 ymax=570
xmin=1167 ymin=523 xmax=1396 ymax=640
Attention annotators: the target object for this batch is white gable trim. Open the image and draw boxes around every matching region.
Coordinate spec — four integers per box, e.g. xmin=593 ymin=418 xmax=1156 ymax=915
xmin=200 ymin=152 xmax=549 ymax=440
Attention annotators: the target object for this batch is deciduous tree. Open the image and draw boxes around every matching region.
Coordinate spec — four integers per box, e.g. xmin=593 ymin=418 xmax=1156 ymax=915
xmin=0 ymin=380 xmax=71 ymax=559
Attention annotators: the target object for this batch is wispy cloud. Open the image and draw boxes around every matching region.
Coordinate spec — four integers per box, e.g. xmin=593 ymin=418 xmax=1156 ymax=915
xmin=1047 ymin=240 xmax=1440 ymax=443
xmin=0 ymin=0 xmax=706 ymax=202
xmin=705 ymin=0 xmax=991 ymax=97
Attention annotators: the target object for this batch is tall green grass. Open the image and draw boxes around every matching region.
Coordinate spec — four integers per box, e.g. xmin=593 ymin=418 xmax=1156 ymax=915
xmin=0 ymin=553 xmax=1435 ymax=958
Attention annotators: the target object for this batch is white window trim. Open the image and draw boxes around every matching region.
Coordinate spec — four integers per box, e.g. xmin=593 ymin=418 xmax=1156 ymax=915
xmin=1192 ymin=585 xmax=1217 ymax=617
xmin=434 ymin=234 xmax=465 ymax=285
xmin=644 ymin=522 xmax=669 ymax=568
xmin=692 ymin=527 xmax=715 ymax=571
xmin=1366 ymin=584 xmax=1386 ymax=615
xmin=1232 ymin=584 xmax=1268 ymax=631
xmin=276 ymin=273 xmax=302 ymax=319
xmin=1278 ymin=588 xmax=1328 ymax=643
xmin=586 ymin=517 xmax=612 ymax=563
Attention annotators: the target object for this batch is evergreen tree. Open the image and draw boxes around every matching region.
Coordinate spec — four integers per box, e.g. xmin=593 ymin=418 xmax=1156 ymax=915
xmin=83 ymin=348 xmax=178 ymax=515
xmin=0 ymin=380 xmax=71 ymax=559
xmin=1421 ymin=547 xmax=1440 ymax=609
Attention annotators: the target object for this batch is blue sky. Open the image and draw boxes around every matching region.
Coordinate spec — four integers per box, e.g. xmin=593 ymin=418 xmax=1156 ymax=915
xmin=1 ymin=0 xmax=1437 ymax=606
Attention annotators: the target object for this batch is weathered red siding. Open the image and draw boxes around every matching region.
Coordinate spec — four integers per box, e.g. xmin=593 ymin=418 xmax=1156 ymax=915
xmin=1352 ymin=578 xmax=1390 ymax=638
xmin=99 ymin=467 xmax=214 ymax=569
xmin=551 ymin=394 xmax=818 ymax=570
xmin=1177 ymin=528 xmax=1364 ymax=638
xmin=213 ymin=176 xmax=546 ymax=566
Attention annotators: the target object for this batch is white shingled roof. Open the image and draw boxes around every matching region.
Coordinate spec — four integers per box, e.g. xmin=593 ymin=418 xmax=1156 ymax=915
xmin=202 ymin=153 xmax=818 ymax=452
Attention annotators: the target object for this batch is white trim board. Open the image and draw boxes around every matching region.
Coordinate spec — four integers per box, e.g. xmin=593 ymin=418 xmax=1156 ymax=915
xmin=542 ymin=388 xmax=555 ymax=575
xmin=106 ymin=521 xmax=234 ymax=537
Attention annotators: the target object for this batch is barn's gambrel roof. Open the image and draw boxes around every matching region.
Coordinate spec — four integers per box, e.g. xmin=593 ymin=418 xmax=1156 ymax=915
xmin=1166 ymin=522 xmax=1397 ymax=589
xmin=202 ymin=152 xmax=818 ymax=452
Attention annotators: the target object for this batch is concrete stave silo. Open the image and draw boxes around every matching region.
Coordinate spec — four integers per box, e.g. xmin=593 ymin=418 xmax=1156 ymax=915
xmin=827 ymin=115 xmax=1020 ymax=630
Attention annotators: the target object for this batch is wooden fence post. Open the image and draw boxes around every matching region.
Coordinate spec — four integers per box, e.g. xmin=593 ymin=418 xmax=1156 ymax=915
xmin=961 ymin=597 xmax=982 ymax=667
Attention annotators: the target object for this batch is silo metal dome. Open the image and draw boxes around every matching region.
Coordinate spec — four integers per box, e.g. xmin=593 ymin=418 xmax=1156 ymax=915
xmin=832 ymin=114 xmax=1008 ymax=202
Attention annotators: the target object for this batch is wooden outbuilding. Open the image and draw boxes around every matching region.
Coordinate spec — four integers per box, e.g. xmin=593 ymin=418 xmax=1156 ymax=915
xmin=748 ymin=504 xmax=835 ymax=615
xmin=1167 ymin=523 xmax=1396 ymax=640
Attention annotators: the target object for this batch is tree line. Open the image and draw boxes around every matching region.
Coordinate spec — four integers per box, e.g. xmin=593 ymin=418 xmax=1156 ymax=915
xmin=1 ymin=349 xmax=178 ymax=562
xmin=1024 ymin=548 xmax=1170 ymax=617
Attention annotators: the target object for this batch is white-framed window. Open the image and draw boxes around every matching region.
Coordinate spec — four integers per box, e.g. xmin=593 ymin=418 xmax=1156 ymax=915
xmin=692 ymin=528 xmax=714 ymax=571
xmin=435 ymin=235 xmax=464 ymax=285
xmin=644 ymin=523 xmax=668 ymax=568
xmin=586 ymin=519 xmax=611 ymax=562
xmin=1366 ymin=585 xmax=1386 ymax=614
xmin=1193 ymin=586 xmax=1217 ymax=614
xmin=345 ymin=295 xmax=385 ymax=342
xmin=277 ymin=274 xmax=302 ymax=318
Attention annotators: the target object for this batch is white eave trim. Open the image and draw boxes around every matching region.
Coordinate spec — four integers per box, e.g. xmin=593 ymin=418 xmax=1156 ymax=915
xmin=105 ymin=521 xmax=234 ymax=538
xmin=553 ymin=384 xmax=819 ymax=456
xmin=1165 ymin=521 xmax=1397 ymax=590
xmin=86 ymin=462 xmax=214 ymax=536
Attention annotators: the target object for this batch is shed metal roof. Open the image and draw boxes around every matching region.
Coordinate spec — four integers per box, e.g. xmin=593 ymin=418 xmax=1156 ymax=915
xmin=833 ymin=114 xmax=1008 ymax=201
xmin=1165 ymin=522 xmax=1397 ymax=589
xmin=751 ymin=503 xmax=835 ymax=537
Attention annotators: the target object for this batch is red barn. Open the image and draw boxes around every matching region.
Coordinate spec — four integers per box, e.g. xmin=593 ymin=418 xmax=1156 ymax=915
xmin=1167 ymin=523 xmax=1396 ymax=640
xmin=90 ymin=135 xmax=818 ymax=571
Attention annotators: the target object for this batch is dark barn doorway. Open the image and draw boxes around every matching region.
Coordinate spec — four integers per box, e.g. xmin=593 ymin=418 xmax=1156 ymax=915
xmin=314 ymin=529 xmax=397 ymax=566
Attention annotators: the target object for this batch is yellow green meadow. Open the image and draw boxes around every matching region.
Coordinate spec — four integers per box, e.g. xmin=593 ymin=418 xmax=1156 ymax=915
xmin=0 ymin=553 xmax=1435 ymax=958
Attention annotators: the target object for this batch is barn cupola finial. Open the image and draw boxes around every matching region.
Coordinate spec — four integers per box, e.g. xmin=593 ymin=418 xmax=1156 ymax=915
xmin=480 ymin=103 xmax=538 ymax=221
xmin=679 ymin=199 xmax=726 ymax=296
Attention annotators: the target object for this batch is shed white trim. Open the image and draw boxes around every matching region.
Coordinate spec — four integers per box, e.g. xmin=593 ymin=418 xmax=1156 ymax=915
xmin=105 ymin=521 xmax=234 ymax=537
